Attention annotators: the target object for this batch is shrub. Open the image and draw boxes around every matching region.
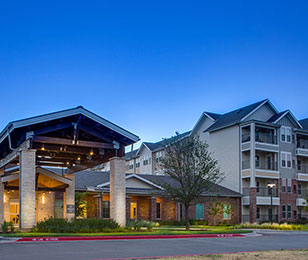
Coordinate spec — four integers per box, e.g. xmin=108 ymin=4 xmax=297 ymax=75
xmin=32 ymin=218 xmax=121 ymax=233
xmin=1 ymin=221 xmax=9 ymax=233
xmin=234 ymin=222 xmax=302 ymax=231
xmin=126 ymin=220 xmax=155 ymax=231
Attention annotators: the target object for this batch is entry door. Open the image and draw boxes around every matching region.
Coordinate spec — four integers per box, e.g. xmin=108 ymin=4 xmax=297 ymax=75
xmin=130 ymin=202 xmax=137 ymax=219
xmin=10 ymin=201 xmax=19 ymax=226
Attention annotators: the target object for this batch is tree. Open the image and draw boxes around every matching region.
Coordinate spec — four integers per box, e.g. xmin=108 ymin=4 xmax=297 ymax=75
xmin=159 ymin=134 xmax=224 ymax=230
xmin=208 ymin=200 xmax=223 ymax=226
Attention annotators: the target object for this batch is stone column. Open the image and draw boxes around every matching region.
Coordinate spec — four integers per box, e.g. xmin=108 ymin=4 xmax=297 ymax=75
xmin=150 ymin=197 xmax=156 ymax=221
xmin=63 ymin=174 xmax=75 ymax=221
xmin=110 ymin=157 xmax=126 ymax=226
xmin=249 ymin=187 xmax=257 ymax=223
xmin=126 ymin=196 xmax=131 ymax=220
xmin=19 ymin=149 xmax=36 ymax=231
xmin=0 ymin=177 xmax=4 ymax=226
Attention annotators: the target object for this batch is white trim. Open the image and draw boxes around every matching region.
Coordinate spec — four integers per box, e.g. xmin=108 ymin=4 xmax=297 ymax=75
xmin=274 ymin=110 xmax=302 ymax=129
xmin=254 ymin=147 xmax=279 ymax=153
xmin=136 ymin=142 xmax=152 ymax=155
xmin=97 ymin=174 xmax=163 ymax=190
xmin=281 ymin=151 xmax=292 ymax=168
xmin=241 ymin=100 xmax=278 ymax=122
xmin=0 ymin=106 xmax=140 ymax=144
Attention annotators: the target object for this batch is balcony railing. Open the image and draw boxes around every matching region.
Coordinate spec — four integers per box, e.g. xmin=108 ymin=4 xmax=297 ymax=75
xmin=297 ymin=139 xmax=308 ymax=150
xmin=242 ymin=187 xmax=279 ymax=197
xmin=241 ymin=133 xmax=277 ymax=144
xmin=297 ymin=164 xmax=308 ymax=174
xmin=297 ymin=189 xmax=307 ymax=198
xmin=255 ymin=132 xmax=277 ymax=145
xmin=241 ymin=214 xmax=279 ymax=223
xmin=242 ymin=160 xmax=278 ymax=171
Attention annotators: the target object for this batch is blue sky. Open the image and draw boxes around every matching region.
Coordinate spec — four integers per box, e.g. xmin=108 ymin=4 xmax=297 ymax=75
xmin=0 ymin=1 xmax=307 ymax=148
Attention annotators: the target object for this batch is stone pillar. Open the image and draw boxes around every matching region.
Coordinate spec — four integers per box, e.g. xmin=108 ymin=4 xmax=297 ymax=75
xmin=126 ymin=196 xmax=131 ymax=220
xmin=64 ymin=174 xmax=75 ymax=221
xmin=110 ymin=157 xmax=126 ymax=226
xmin=19 ymin=149 xmax=36 ymax=231
xmin=150 ymin=197 xmax=156 ymax=221
xmin=249 ymin=187 xmax=257 ymax=223
xmin=0 ymin=178 xmax=4 ymax=226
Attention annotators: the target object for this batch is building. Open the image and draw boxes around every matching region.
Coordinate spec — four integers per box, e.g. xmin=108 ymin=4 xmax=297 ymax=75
xmin=191 ymin=99 xmax=308 ymax=223
xmin=74 ymin=170 xmax=241 ymax=224
xmin=0 ymin=107 xmax=139 ymax=230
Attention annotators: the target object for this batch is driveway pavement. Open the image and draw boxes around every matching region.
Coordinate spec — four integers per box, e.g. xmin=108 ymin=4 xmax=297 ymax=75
xmin=0 ymin=231 xmax=308 ymax=260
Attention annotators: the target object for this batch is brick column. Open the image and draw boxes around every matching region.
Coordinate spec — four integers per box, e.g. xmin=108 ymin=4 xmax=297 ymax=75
xmin=110 ymin=157 xmax=126 ymax=226
xmin=250 ymin=122 xmax=256 ymax=187
xmin=19 ymin=149 xmax=36 ymax=231
xmin=249 ymin=187 xmax=257 ymax=223
xmin=126 ymin=196 xmax=131 ymax=220
xmin=150 ymin=197 xmax=156 ymax=221
xmin=64 ymin=174 xmax=75 ymax=221
xmin=0 ymin=178 xmax=4 ymax=226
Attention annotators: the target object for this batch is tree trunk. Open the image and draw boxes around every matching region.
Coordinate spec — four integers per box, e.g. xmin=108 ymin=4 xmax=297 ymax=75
xmin=185 ymin=204 xmax=190 ymax=231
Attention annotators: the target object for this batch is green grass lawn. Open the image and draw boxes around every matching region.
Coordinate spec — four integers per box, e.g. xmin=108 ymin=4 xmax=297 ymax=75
xmin=1 ymin=227 xmax=251 ymax=237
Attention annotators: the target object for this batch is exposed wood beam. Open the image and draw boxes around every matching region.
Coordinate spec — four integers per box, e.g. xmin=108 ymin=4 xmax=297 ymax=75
xmin=28 ymin=122 xmax=73 ymax=136
xmin=1 ymin=174 xmax=19 ymax=183
xmin=38 ymin=167 xmax=72 ymax=186
xmin=33 ymin=142 xmax=98 ymax=155
xmin=4 ymin=185 xmax=67 ymax=192
xmin=79 ymin=124 xmax=114 ymax=143
xmin=0 ymin=139 xmax=31 ymax=170
xmin=33 ymin=136 xmax=114 ymax=149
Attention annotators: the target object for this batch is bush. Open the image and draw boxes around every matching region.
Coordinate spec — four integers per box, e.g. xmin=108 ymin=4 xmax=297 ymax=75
xmin=126 ymin=220 xmax=155 ymax=231
xmin=33 ymin=218 xmax=121 ymax=233
xmin=234 ymin=222 xmax=302 ymax=231
xmin=1 ymin=221 xmax=15 ymax=233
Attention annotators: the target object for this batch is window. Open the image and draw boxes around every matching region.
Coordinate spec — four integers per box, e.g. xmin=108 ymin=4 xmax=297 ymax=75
xmin=287 ymin=205 xmax=292 ymax=219
xmin=298 ymin=160 xmax=302 ymax=171
xmin=136 ymin=158 xmax=140 ymax=168
xmin=287 ymin=179 xmax=292 ymax=193
xmin=196 ymin=203 xmax=204 ymax=220
xmin=298 ymin=183 xmax=302 ymax=195
xmin=179 ymin=203 xmax=183 ymax=220
xmin=156 ymin=151 xmax=163 ymax=163
xmin=156 ymin=202 xmax=161 ymax=219
xmin=256 ymin=181 xmax=260 ymax=193
xmin=102 ymin=201 xmax=110 ymax=218
xmin=282 ymin=178 xmax=286 ymax=193
xmin=281 ymin=152 xmax=292 ymax=168
xmin=143 ymin=155 xmax=150 ymax=165
xmin=129 ymin=160 xmax=134 ymax=170
xmin=255 ymin=155 xmax=260 ymax=168
xmin=257 ymin=207 xmax=260 ymax=219
xmin=281 ymin=126 xmax=291 ymax=143
xmin=282 ymin=205 xmax=286 ymax=219
xmin=223 ymin=204 xmax=231 ymax=220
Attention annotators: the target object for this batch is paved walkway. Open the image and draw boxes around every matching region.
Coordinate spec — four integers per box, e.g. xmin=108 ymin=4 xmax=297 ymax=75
xmin=0 ymin=231 xmax=308 ymax=260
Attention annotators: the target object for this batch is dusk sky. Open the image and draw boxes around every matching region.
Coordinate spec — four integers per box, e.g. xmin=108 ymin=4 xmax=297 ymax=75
xmin=1 ymin=1 xmax=307 ymax=148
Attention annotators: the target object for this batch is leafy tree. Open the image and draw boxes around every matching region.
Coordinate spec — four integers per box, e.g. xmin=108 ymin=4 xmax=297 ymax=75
xmin=208 ymin=200 xmax=223 ymax=226
xmin=159 ymin=134 xmax=224 ymax=230
xmin=304 ymin=189 xmax=308 ymax=213
xmin=75 ymin=192 xmax=88 ymax=218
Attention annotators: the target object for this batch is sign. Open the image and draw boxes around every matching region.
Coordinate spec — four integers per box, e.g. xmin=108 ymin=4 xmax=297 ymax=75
xmin=67 ymin=204 xmax=75 ymax=214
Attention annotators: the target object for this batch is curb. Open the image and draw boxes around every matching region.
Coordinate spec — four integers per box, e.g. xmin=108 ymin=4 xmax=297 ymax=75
xmin=16 ymin=233 xmax=245 ymax=242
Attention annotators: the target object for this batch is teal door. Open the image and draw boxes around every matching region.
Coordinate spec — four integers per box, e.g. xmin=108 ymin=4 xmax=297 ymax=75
xmin=196 ymin=203 xmax=204 ymax=219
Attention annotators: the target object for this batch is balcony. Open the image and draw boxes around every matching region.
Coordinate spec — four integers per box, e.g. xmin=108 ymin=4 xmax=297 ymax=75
xmin=296 ymin=165 xmax=308 ymax=181
xmin=243 ymin=187 xmax=279 ymax=197
xmin=296 ymin=139 xmax=308 ymax=157
xmin=241 ymin=133 xmax=277 ymax=145
xmin=242 ymin=160 xmax=278 ymax=171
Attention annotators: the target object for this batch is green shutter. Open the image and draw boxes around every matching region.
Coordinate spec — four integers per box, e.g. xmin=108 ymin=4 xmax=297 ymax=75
xmin=196 ymin=203 xmax=204 ymax=219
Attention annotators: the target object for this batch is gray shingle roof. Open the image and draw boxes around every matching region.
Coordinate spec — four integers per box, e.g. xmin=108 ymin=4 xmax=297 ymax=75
xmin=205 ymin=99 xmax=267 ymax=132
xmin=300 ymin=118 xmax=308 ymax=130
xmin=124 ymin=149 xmax=138 ymax=160
xmin=205 ymin=112 xmax=222 ymax=121
xmin=267 ymin=111 xmax=287 ymax=123
xmin=72 ymin=170 xmax=240 ymax=197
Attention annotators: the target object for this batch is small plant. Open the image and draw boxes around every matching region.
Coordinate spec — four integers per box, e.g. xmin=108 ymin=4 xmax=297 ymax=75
xmin=1 ymin=221 xmax=9 ymax=233
xmin=126 ymin=220 xmax=155 ymax=231
xmin=8 ymin=221 xmax=15 ymax=233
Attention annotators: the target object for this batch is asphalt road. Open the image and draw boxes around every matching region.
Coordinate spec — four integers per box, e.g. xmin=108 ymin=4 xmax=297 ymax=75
xmin=1 ymin=231 xmax=308 ymax=260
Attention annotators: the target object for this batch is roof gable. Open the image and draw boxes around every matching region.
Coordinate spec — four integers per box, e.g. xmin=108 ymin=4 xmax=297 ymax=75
xmin=269 ymin=110 xmax=302 ymax=128
xmin=300 ymin=118 xmax=308 ymax=130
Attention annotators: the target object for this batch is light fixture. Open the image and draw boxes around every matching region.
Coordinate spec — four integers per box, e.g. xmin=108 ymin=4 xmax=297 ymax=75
xmin=41 ymin=145 xmax=45 ymax=151
xmin=3 ymin=193 xmax=6 ymax=203
xmin=89 ymin=149 xmax=94 ymax=156
xmin=42 ymin=193 xmax=46 ymax=204
xmin=77 ymin=156 xmax=81 ymax=161
xmin=267 ymin=183 xmax=276 ymax=188
xmin=66 ymin=161 xmax=70 ymax=165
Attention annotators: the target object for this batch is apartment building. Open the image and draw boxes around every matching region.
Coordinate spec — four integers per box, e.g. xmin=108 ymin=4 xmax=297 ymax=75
xmin=124 ymin=132 xmax=191 ymax=175
xmin=124 ymin=99 xmax=308 ymax=223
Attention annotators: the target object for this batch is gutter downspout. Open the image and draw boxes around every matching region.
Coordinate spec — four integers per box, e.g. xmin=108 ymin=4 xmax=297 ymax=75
xmin=7 ymin=125 xmax=17 ymax=151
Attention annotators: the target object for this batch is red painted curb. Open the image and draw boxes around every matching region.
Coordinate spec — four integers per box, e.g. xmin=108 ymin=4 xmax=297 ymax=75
xmin=16 ymin=233 xmax=244 ymax=242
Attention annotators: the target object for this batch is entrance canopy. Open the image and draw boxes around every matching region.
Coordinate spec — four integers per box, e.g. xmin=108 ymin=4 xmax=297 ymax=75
xmin=0 ymin=106 xmax=139 ymax=173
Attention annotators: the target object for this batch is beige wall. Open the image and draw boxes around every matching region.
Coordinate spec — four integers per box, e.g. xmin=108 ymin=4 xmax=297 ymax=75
xmin=138 ymin=146 xmax=153 ymax=174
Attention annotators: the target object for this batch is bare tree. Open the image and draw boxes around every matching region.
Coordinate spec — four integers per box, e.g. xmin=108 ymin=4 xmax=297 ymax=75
xmin=159 ymin=134 xmax=224 ymax=230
